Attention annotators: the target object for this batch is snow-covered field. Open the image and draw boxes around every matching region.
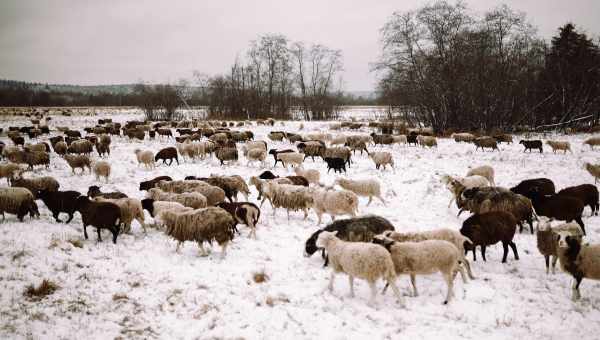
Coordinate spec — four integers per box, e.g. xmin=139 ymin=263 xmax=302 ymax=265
xmin=1 ymin=112 xmax=600 ymax=340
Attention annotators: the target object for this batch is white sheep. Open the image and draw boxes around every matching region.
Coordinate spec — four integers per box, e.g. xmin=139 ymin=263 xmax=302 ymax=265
xmin=369 ymin=151 xmax=394 ymax=170
xmin=417 ymin=135 xmax=437 ymax=148
xmin=276 ymin=152 xmax=304 ymax=169
xmin=262 ymin=181 xmax=313 ymax=220
xmin=245 ymin=148 xmax=267 ymax=167
xmin=93 ymin=161 xmax=111 ymax=183
xmin=0 ymin=187 xmax=39 ymax=221
xmin=537 ymin=218 xmax=584 ymax=274
xmin=557 ymin=231 xmax=600 ymax=300
xmin=151 ymin=201 xmax=193 ymax=228
xmin=466 ymin=165 xmax=495 ymax=186
xmin=374 ymin=236 xmax=466 ymax=304
xmin=334 ymin=178 xmax=385 ymax=206
xmin=134 ymin=149 xmax=155 ymax=169
xmin=441 ymin=174 xmax=490 ymax=208
xmin=93 ymin=197 xmax=146 ymax=234
xmin=316 ymin=231 xmax=403 ymax=306
xmin=293 ymin=166 xmax=321 ymax=186
xmin=0 ymin=163 xmax=22 ymax=184
xmin=392 ymin=135 xmax=407 ymax=146
xmin=546 ymin=140 xmax=572 ymax=153
xmin=382 ymin=229 xmax=474 ymax=280
xmin=147 ymin=188 xmax=208 ymax=209
xmin=311 ymin=188 xmax=359 ymax=224
xmin=250 ymin=177 xmax=293 ymax=205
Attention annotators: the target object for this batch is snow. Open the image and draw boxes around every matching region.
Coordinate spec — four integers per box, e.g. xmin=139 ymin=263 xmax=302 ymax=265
xmin=1 ymin=112 xmax=600 ymax=339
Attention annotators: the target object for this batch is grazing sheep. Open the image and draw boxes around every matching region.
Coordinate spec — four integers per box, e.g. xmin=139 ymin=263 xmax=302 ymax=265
xmin=304 ymin=215 xmax=395 ymax=266
xmin=134 ymin=149 xmax=155 ymax=169
xmin=75 ymin=196 xmax=121 ymax=244
xmin=37 ymin=189 xmax=81 ymax=223
xmin=261 ymin=181 xmax=313 ymax=220
xmin=369 ymin=151 xmax=394 ymax=170
xmin=12 ymin=176 xmax=59 ymax=198
xmin=460 ymin=211 xmax=519 ymax=263
xmin=459 ymin=187 xmax=535 ymax=233
xmin=371 ymin=133 xmax=394 ymax=146
xmin=466 ymin=165 xmax=495 ymax=186
xmin=546 ymin=140 xmax=572 ymax=153
xmin=87 ymin=185 xmax=127 ymax=199
xmin=294 ymin=167 xmax=320 ymax=186
xmin=67 ymin=139 xmax=93 ymax=155
xmin=217 ymin=202 xmax=261 ymax=239
xmin=92 ymin=161 xmax=111 ymax=183
xmin=146 ymin=189 xmax=208 ymax=209
xmin=215 ymin=147 xmax=238 ymax=165
xmin=583 ymin=136 xmax=600 ymax=150
xmin=373 ymin=236 xmax=466 ymax=304
xmin=298 ymin=141 xmax=326 ymax=161
xmin=453 ymin=133 xmax=475 ymax=143
xmin=510 ymin=178 xmax=556 ymax=198
xmin=557 ymin=184 xmax=599 ymax=216
xmin=334 ymin=178 xmax=385 ymax=206
xmin=158 ymin=181 xmax=225 ymax=206
xmin=311 ymin=188 xmax=359 ymax=224
xmin=267 ymin=131 xmax=285 ymax=142
xmin=493 ymin=134 xmax=513 ymax=144
xmin=441 ymin=175 xmax=490 ymax=208
xmin=139 ymin=176 xmax=173 ymax=191
xmin=537 ymin=217 xmax=584 ymax=274
xmin=383 ymin=229 xmax=475 ymax=280
xmin=0 ymin=187 xmax=39 ymax=221
xmin=584 ymin=162 xmax=600 ymax=184
xmin=162 ymin=207 xmax=236 ymax=258
xmin=155 ymin=147 xmax=179 ymax=166
xmin=93 ymin=197 xmax=146 ymax=234
xmin=417 ymin=135 xmax=438 ymax=148
xmin=0 ymin=163 xmax=22 ymax=184
xmin=519 ymin=140 xmax=543 ymax=153
xmin=556 ymin=232 xmax=600 ymax=300
xmin=316 ymin=231 xmax=403 ymax=306
xmin=527 ymin=189 xmax=585 ymax=235
xmin=64 ymin=154 xmax=92 ymax=175
xmin=473 ymin=137 xmax=499 ymax=151
xmin=23 ymin=151 xmax=50 ymax=170
xmin=324 ymin=157 xmax=347 ymax=174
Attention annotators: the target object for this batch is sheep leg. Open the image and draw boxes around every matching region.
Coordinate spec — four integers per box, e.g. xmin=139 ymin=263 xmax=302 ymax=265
xmin=501 ymin=242 xmax=510 ymax=263
xmin=368 ymin=280 xmax=377 ymax=306
xmin=83 ymin=224 xmax=89 ymax=239
xmin=386 ymin=280 xmax=404 ymax=306
xmin=328 ymin=271 xmax=335 ymax=293
xmin=410 ymin=274 xmax=418 ymax=297
xmin=574 ymin=217 xmax=586 ymax=236
xmin=96 ymin=228 xmax=102 ymax=242
xmin=572 ymin=275 xmax=583 ymax=301
xmin=367 ymin=196 xmax=373 ymax=206
xmin=176 ymin=242 xmax=182 ymax=253
xmin=53 ymin=213 xmax=62 ymax=223
xmin=303 ymin=209 xmax=308 ymax=220
xmin=448 ymin=197 xmax=454 ymax=208
xmin=348 ymin=276 xmax=355 ymax=298
xmin=544 ymin=255 xmax=550 ymax=274
xmin=481 ymin=245 xmax=487 ymax=262
xmin=287 ymin=209 xmax=290 ymax=221
xmin=551 ymin=255 xmax=558 ymax=274
xmin=66 ymin=213 xmax=74 ymax=224
xmin=220 ymin=242 xmax=228 ymax=259
xmin=509 ymin=241 xmax=519 ymax=260
xmin=443 ymin=272 xmax=454 ymax=304
xmin=470 ymin=247 xmax=477 ymax=261
xmin=272 ymin=207 xmax=277 ymax=217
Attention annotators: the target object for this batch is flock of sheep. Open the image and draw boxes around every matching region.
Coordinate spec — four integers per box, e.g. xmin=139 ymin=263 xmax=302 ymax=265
xmin=2 ymin=112 xmax=600 ymax=309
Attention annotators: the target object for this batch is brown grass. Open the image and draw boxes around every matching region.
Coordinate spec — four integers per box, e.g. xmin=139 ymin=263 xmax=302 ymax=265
xmin=24 ymin=279 xmax=59 ymax=299
xmin=252 ymin=270 xmax=269 ymax=284
xmin=68 ymin=238 xmax=83 ymax=248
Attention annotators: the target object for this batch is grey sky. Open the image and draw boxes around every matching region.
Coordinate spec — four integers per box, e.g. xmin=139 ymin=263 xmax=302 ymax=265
xmin=1 ymin=0 xmax=598 ymax=91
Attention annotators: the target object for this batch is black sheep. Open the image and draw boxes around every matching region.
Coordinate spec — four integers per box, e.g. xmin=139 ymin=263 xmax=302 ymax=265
xmin=519 ymin=140 xmax=543 ymax=153
xmin=155 ymin=147 xmax=179 ymax=166
xmin=258 ymin=170 xmax=277 ymax=180
xmin=557 ymin=184 xmax=599 ymax=216
xmin=461 ymin=212 xmax=519 ymax=263
xmin=87 ymin=185 xmax=127 ymax=199
xmin=324 ymin=157 xmax=346 ymax=174
xmin=37 ymin=189 xmax=81 ymax=223
xmin=75 ymin=196 xmax=121 ymax=244
xmin=528 ymin=189 xmax=586 ymax=235
xmin=407 ymin=134 xmax=418 ymax=146
xmin=139 ymin=176 xmax=173 ymax=191
xmin=510 ymin=178 xmax=556 ymax=198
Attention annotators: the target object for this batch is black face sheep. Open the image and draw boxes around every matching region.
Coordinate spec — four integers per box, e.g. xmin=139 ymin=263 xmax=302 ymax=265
xmin=268 ymin=149 xmax=294 ymax=167
xmin=527 ymin=188 xmax=586 ymax=235
xmin=305 ymin=215 xmax=395 ymax=266
xmin=0 ymin=187 xmax=40 ymax=221
xmin=87 ymin=185 xmax=128 ymax=199
xmin=75 ymin=196 xmax=121 ymax=244
xmin=37 ymin=189 xmax=81 ymax=223
xmin=217 ymin=202 xmax=261 ymax=239
xmin=509 ymin=178 xmax=556 ymax=198
xmin=315 ymin=231 xmax=403 ymax=306
xmin=519 ymin=139 xmax=543 ymax=153
xmin=460 ymin=211 xmax=519 ymax=263
xmin=324 ymin=157 xmax=346 ymax=174
xmin=557 ymin=184 xmax=599 ymax=216
xmin=536 ymin=217 xmax=584 ymax=274
xmin=155 ymin=147 xmax=179 ymax=166
xmin=139 ymin=176 xmax=173 ymax=191
xmin=556 ymin=232 xmax=600 ymax=300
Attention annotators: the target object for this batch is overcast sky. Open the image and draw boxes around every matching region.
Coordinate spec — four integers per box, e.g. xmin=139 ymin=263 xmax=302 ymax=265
xmin=1 ymin=0 xmax=598 ymax=91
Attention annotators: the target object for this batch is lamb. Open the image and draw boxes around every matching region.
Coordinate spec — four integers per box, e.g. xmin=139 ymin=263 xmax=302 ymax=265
xmin=162 ymin=207 xmax=236 ymax=258
xmin=546 ymin=140 xmax=572 ymax=153
xmin=556 ymin=232 xmax=600 ymax=300
xmin=64 ymin=154 xmax=92 ymax=175
xmin=453 ymin=133 xmax=475 ymax=143
xmin=304 ymin=215 xmax=395 ymax=266
xmin=215 ymin=147 xmax=238 ymax=165
xmin=324 ymin=157 xmax=347 ymax=174
xmin=334 ymin=178 xmax=385 ymax=206
xmin=466 ymin=165 xmax=495 ymax=186
xmin=382 ymin=228 xmax=475 ymax=280
xmin=527 ymin=188 xmax=586 ymax=235
xmin=67 ymin=139 xmax=93 ymax=155
xmin=75 ymin=196 xmax=121 ymax=244
xmin=37 ymin=189 xmax=81 ymax=223
xmin=369 ymin=151 xmax=394 ymax=170
xmin=536 ymin=217 xmax=584 ymax=274
xmin=583 ymin=136 xmax=600 ymax=150
xmin=417 ymin=135 xmax=438 ymax=148
xmin=145 ymin=189 xmax=207 ymax=209
xmin=155 ymin=147 xmax=179 ymax=166
xmin=261 ymin=181 xmax=313 ymax=220
xmin=519 ymin=139 xmax=543 ymax=153
xmin=0 ymin=187 xmax=39 ymax=221
xmin=134 ymin=149 xmax=155 ymax=169
xmin=245 ymin=148 xmax=267 ymax=167
xmin=441 ymin=175 xmax=490 ymax=208
xmin=93 ymin=197 xmax=146 ymax=234
xmin=139 ymin=176 xmax=173 ymax=191
xmin=275 ymin=151 xmax=304 ymax=169
xmin=217 ymin=202 xmax=261 ymax=239
xmin=557 ymin=184 xmax=599 ymax=216
xmin=11 ymin=175 xmax=59 ymax=199
xmin=248 ymin=176 xmax=293 ymax=202
xmin=315 ymin=231 xmax=403 ymax=306
xmin=0 ymin=163 xmax=22 ymax=184
xmin=311 ymin=188 xmax=359 ymax=224
xmin=473 ymin=137 xmax=499 ymax=151
xmin=583 ymin=162 xmax=600 ymax=184
xmin=373 ymin=236 xmax=466 ymax=304
xmin=322 ymin=147 xmax=352 ymax=167
xmin=294 ymin=166 xmax=321 ymax=186
xmin=458 ymin=187 xmax=535 ymax=233
xmin=87 ymin=185 xmax=127 ymax=199
xmin=510 ymin=178 xmax=556 ymax=198
xmin=460 ymin=211 xmax=519 ymax=263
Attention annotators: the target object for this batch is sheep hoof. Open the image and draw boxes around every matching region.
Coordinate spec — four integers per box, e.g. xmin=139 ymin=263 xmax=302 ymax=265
xmin=443 ymin=300 xmax=448 ymax=305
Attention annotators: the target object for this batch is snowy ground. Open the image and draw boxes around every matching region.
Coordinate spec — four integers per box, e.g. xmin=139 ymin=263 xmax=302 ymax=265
xmin=1 ymin=113 xmax=600 ymax=340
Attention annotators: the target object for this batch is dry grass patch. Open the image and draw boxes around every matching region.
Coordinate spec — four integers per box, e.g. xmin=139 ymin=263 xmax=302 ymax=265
xmin=24 ymin=279 xmax=59 ymax=299
xmin=252 ymin=270 xmax=269 ymax=284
